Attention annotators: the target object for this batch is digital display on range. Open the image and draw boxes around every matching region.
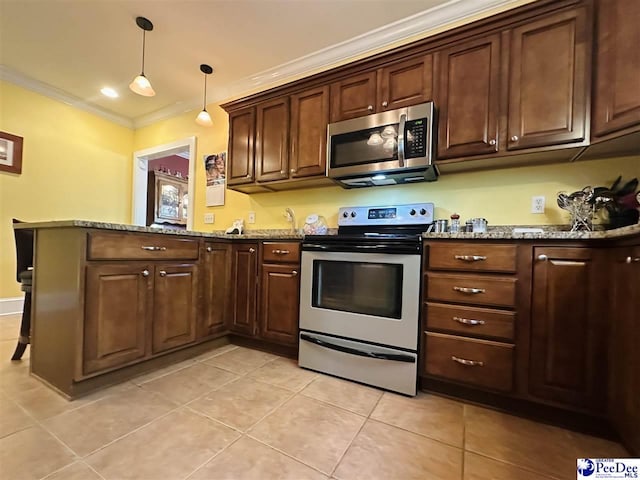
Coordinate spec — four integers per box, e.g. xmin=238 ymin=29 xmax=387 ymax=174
xmin=368 ymin=207 xmax=397 ymax=219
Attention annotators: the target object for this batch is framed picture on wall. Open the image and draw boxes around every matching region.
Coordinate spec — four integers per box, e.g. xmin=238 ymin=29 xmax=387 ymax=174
xmin=0 ymin=131 xmax=24 ymax=175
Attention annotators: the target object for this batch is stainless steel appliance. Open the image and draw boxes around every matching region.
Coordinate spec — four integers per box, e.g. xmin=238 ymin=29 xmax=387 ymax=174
xmin=327 ymin=102 xmax=437 ymax=188
xmin=298 ymin=202 xmax=434 ymax=396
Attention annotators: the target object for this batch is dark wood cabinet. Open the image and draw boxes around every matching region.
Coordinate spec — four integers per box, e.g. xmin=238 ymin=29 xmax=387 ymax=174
xmin=436 ymin=34 xmax=501 ymax=159
xmin=255 ymin=97 xmax=290 ymax=182
xmin=290 ymin=86 xmax=330 ymax=178
xmin=379 ymin=54 xmax=433 ymax=111
xmin=609 ymin=245 xmax=640 ymax=455
xmin=84 ymin=264 xmax=150 ymax=375
xmin=227 ymin=107 xmax=255 ymax=185
xmin=330 ymin=71 xmax=377 ymax=122
xmin=230 ymin=243 xmax=258 ymax=336
xmin=529 ymin=247 xmax=607 ymax=411
xmin=199 ymin=241 xmax=231 ymax=339
xmin=259 ymin=242 xmax=300 ymax=346
xmin=507 ymin=8 xmax=589 ymax=150
xmin=152 ymin=263 xmax=198 ymax=354
xmin=592 ymin=0 xmax=640 ymax=137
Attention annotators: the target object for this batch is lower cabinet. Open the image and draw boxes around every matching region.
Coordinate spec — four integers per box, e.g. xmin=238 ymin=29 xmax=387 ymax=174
xmin=229 ymin=243 xmax=259 ymax=335
xmin=529 ymin=247 xmax=607 ymax=411
xmin=152 ymin=263 xmax=198 ymax=354
xmin=199 ymin=241 xmax=231 ymax=339
xmin=260 ymin=262 xmax=299 ymax=346
xmin=84 ymin=263 xmax=151 ymax=375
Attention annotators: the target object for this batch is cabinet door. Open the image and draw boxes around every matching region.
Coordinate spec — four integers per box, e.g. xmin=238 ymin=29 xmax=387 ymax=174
xmin=507 ymin=8 xmax=589 ymax=150
xmin=155 ymin=176 xmax=186 ymax=225
xmin=152 ymin=263 xmax=198 ymax=353
xmin=200 ymin=242 xmax=231 ymax=339
xmin=609 ymin=246 xmax=640 ymax=454
xmin=84 ymin=264 xmax=150 ymax=375
xmin=436 ymin=34 xmax=501 ymax=159
xmin=227 ymin=107 xmax=255 ymax=185
xmin=529 ymin=247 xmax=607 ymax=411
xmin=379 ymin=54 xmax=433 ymax=111
xmin=290 ymin=86 xmax=330 ymax=178
xmin=230 ymin=244 xmax=258 ymax=336
xmin=330 ymin=71 xmax=377 ymax=122
xmin=592 ymin=0 xmax=640 ymax=137
xmin=260 ymin=264 xmax=300 ymax=345
xmin=255 ymin=97 xmax=289 ymax=182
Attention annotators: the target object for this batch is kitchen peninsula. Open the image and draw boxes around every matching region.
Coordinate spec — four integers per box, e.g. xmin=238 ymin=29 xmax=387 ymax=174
xmin=17 ymin=220 xmax=640 ymax=454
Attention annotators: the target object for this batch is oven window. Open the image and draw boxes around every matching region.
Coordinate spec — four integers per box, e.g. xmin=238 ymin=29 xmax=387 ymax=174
xmin=312 ymin=260 xmax=402 ymax=319
xmin=331 ymin=123 xmax=399 ymax=168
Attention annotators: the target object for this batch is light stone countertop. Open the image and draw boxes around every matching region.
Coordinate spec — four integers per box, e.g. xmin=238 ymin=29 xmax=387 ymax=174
xmin=13 ymin=219 xmax=640 ymax=241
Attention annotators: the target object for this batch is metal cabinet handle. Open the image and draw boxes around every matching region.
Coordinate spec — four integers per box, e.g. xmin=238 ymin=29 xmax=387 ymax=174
xmin=454 ymin=255 xmax=487 ymax=262
xmin=489 ymin=139 xmax=496 ymax=145
xmin=625 ymin=256 xmax=640 ymax=264
xmin=290 ymin=168 xmax=297 ymax=173
xmin=453 ymin=316 xmax=485 ymax=326
xmin=141 ymin=269 xmax=150 ymax=277
xmin=452 ymin=356 xmax=484 ymax=367
xmin=367 ymin=105 xmax=374 ymax=111
xmin=272 ymin=249 xmax=290 ymax=255
xmin=249 ymin=248 xmax=255 ymax=253
xmin=291 ymin=270 xmax=298 ymax=276
xmin=206 ymin=246 xmax=213 ymax=252
xmin=511 ymin=135 xmax=519 ymax=142
xmin=538 ymin=254 xmax=548 ymax=261
xmin=382 ymin=101 xmax=388 ymax=107
xmin=141 ymin=246 xmax=167 ymax=251
xmin=453 ymin=287 xmax=485 ymax=294
xmin=280 ymin=170 xmax=285 ymax=174
xmin=159 ymin=270 xmax=167 ymax=277
xmin=246 ymin=174 xmax=251 ymax=178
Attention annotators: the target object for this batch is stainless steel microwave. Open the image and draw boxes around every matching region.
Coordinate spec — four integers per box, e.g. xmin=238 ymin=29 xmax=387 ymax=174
xmin=327 ymin=102 xmax=437 ymax=188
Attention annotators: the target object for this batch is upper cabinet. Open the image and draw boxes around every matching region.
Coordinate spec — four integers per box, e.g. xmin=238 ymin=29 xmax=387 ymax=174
xmin=592 ymin=0 xmax=640 ymax=138
xmin=330 ymin=55 xmax=433 ymax=122
xmin=255 ymin=97 xmax=290 ymax=182
xmin=436 ymin=35 xmax=501 ymax=159
xmin=507 ymin=8 xmax=589 ymax=150
xmin=290 ymin=86 xmax=330 ymax=178
xmin=227 ymin=107 xmax=255 ymax=186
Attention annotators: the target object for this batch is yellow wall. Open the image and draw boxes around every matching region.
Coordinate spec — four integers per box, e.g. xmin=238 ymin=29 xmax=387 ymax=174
xmin=0 ymin=81 xmax=134 ymax=297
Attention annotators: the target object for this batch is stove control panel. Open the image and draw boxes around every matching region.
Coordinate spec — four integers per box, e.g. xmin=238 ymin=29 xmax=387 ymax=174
xmin=338 ymin=203 xmax=434 ymax=226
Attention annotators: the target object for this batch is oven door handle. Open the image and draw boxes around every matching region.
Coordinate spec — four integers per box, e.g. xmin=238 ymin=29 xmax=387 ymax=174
xmin=300 ymin=333 xmax=415 ymax=363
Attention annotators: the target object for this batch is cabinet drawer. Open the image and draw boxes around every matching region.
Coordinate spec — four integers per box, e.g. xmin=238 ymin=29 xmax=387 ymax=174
xmin=425 ymin=332 xmax=513 ymax=391
xmin=88 ymin=232 xmax=199 ymax=260
xmin=427 ymin=243 xmax=517 ymax=273
xmin=425 ymin=302 xmax=514 ymax=341
xmin=262 ymin=242 xmax=300 ymax=263
xmin=427 ymin=272 xmax=516 ymax=307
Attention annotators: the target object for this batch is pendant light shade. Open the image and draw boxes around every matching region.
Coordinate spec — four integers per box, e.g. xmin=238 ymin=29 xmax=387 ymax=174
xmin=130 ymin=17 xmax=155 ymax=97
xmin=196 ymin=64 xmax=214 ymax=127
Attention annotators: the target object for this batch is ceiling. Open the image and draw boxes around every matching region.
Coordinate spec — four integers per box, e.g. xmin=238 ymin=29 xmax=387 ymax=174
xmin=1 ymin=0 xmax=521 ymax=128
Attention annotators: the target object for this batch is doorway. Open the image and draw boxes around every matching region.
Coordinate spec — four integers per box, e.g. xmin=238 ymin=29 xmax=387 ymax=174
xmin=132 ymin=137 xmax=196 ymax=230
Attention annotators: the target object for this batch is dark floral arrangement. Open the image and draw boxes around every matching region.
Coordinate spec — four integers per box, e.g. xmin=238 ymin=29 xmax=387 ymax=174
xmin=591 ymin=176 xmax=639 ymax=229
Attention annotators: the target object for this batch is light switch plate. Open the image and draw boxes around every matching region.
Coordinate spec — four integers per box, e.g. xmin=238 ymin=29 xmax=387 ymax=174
xmin=248 ymin=211 xmax=256 ymax=224
xmin=204 ymin=213 xmax=215 ymax=224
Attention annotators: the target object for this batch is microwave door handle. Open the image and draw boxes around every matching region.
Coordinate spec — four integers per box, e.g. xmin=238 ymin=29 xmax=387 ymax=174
xmin=397 ymin=113 xmax=406 ymax=168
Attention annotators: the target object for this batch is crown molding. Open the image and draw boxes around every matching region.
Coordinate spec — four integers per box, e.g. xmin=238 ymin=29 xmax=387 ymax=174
xmin=0 ymin=65 xmax=133 ymax=129
xmin=4 ymin=0 xmax=524 ymax=130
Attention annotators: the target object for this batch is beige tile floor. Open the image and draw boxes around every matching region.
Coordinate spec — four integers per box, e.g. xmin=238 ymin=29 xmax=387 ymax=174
xmin=0 ymin=313 xmax=628 ymax=480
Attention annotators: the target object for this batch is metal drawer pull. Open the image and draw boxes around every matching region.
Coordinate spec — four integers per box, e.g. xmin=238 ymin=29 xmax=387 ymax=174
xmin=625 ymin=256 xmax=640 ymax=264
xmin=249 ymin=248 xmax=256 ymax=253
xmin=538 ymin=254 xmax=548 ymax=261
xmin=454 ymin=255 xmax=487 ymax=262
xmin=272 ymin=249 xmax=290 ymax=255
xmin=159 ymin=270 xmax=167 ymax=277
xmin=453 ymin=287 xmax=485 ymax=294
xmin=206 ymin=246 xmax=213 ymax=252
xmin=141 ymin=246 xmax=167 ymax=251
xmin=141 ymin=269 xmax=150 ymax=277
xmin=451 ymin=356 xmax=484 ymax=367
xmin=291 ymin=270 xmax=298 ymax=276
xmin=453 ymin=316 xmax=485 ymax=326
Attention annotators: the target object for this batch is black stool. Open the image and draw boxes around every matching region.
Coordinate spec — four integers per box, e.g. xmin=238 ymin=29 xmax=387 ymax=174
xmin=11 ymin=219 xmax=34 ymax=361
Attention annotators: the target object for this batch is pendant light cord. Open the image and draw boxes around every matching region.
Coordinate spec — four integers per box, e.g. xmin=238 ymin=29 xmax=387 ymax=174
xmin=141 ymin=30 xmax=146 ymax=75
xmin=203 ymin=73 xmax=207 ymax=110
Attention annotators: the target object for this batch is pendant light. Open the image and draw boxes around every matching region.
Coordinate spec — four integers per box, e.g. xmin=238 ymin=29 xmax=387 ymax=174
xmin=195 ymin=64 xmax=214 ymax=127
xmin=129 ymin=16 xmax=155 ymax=97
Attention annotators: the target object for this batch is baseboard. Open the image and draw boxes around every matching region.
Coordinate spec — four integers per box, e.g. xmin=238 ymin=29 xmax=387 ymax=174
xmin=0 ymin=297 xmax=24 ymax=316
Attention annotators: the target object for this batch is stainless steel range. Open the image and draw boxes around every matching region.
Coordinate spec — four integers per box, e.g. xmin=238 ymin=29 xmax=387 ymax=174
xmin=298 ymin=202 xmax=434 ymax=396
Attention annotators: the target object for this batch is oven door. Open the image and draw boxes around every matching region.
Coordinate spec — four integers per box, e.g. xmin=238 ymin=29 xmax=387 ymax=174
xmin=299 ymin=249 xmax=420 ymax=350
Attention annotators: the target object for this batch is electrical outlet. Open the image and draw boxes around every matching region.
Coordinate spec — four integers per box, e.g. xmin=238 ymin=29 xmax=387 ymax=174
xmin=531 ymin=196 xmax=545 ymax=214
xmin=204 ymin=213 xmax=215 ymax=224
xmin=248 ymin=211 xmax=256 ymax=224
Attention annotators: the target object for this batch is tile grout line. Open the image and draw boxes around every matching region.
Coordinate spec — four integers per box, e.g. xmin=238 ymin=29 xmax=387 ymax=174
xmin=181 ymin=434 xmax=245 ymax=480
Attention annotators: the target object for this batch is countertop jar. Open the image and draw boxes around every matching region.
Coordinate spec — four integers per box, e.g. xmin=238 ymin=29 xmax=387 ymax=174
xmin=450 ymin=213 xmax=460 ymax=233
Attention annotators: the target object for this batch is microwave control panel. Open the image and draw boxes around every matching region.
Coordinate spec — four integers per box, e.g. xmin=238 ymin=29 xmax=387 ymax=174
xmin=404 ymin=119 xmax=427 ymax=159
